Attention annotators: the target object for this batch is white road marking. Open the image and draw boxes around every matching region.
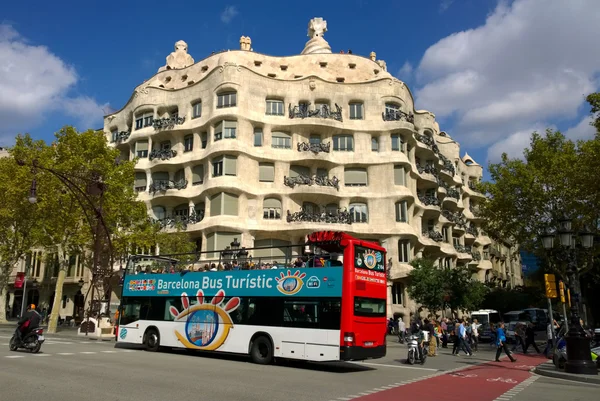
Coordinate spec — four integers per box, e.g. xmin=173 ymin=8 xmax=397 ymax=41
xmin=33 ymin=354 xmax=51 ymax=356
xmin=57 ymin=352 xmax=75 ymax=355
xmin=80 ymin=351 xmax=97 ymax=354
xmin=5 ymin=355 xmax=24 ymax=359
xmin=353 ymin=361 xmax=438 ymax=372
xmin=101 ymin=350 xmax=117 ymax=353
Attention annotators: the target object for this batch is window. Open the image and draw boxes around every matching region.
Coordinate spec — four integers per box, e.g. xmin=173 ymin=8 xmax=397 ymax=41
xmin=151 ymin=171 xmax=169 ymax=185
xmin=394 ymin=165 xmax=406 ymax=186
xmin=398 ymin=240 xmax=411 ymax=263
xmin=284 ymin=300 xmax=320 ymax=325
xmin=212 ymin=155 xmax=237 ymax=177
xmin=325 ymin=203 xmax=338 ymax=214
xmin=314 ymin=102 xmax=328 ymax=114
xmin=391 ymin=282 xmax=404 ymax=305
xmin=159 ymin=141 xmax=171 ymax=151
xmin=266 ymin=99 xmax=284 ymax=115
xmin=349 ymin=203 xmax=368 ymax=223
xmin=135 ymin=112 xmax=153 ymax=130
xmin=263 ymin=198 xmax=282 ymax=219
xmin=444 ymin=258 xmax=452 ymax=269
xmin=210 ymin=192 xmax=239 ymax=216
xmin=316 ymin=168 xmax=328 ymax=178
xmin=134 ymin=172 xmax=147 ymax=192
xmin=215 ymin=121 xmax=237 ymax=141
xmin=184 ymin=135 xmax=193 ymax=152
xmin=174 ymin=204 xmax=189 ymax=218
xmin=391 ymin=134 xmax=405 ymax=152
xmin=344 ymin=168 xmax=368 ymax=186
xmin=395 ymin=201 xmax=408 ymax=222
xmin=385 ymin=103 xmax=400 ymax=115
xmin=152 ymin=206 xmax=166 ymax=220
xmin=425 ymin=219 xmax=435 ymax=231
xmin=192 ymin=165 xmax=204 ymax=185
xmin=259 ymin=163 xmax=275 ymax=182
xmin=442 ymin=226 xmax=449 ymax=242
xmin=425 ymin=188 xmax=436 ymax=198
xmin=289 ymin=165 xmax=310 ymax=178
xmin=453 ymin=237 xmax=461 ymax=248
xmin=135 ymin=141 xmax=149 ymax=158
xmin=354 ymin=297 xmax=385 ymax=317
xmin=309 ymin=135 xmax=321 ymax=145
xmin=174 ymin=169 xmax=185 ymax=183
xmin=272 ymin=132 xmax=291 ymax=149
xmin=217 ymin=91 xmax=237 ymax=108
xmin=254 ymin=128 xmax=263 ymax=147
xmin=192 ymin=101 xmax=202 ymax=119
xmin=302 ymin=202 xmax=318 ymax=214
xmin=111 ymin=130 xmax=118 ymax=142
xmin=206 ymin=231 xmax=242 ymax=258
xmin=253 ymin=239 xmax=292 ymax=261
xmin=201 ymin=132 xmax=208 ymax=149
xmin=333 ymin=135 xmax=354 ymax=151
xmin=371 ymin=137 xmax=379 ymax=152
xmin=349 ymin=102 xmax=364 ymax=120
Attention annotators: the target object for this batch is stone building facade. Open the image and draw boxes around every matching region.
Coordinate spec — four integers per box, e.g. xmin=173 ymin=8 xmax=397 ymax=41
xmin=96 ymin=18 xmax=522 ymax=323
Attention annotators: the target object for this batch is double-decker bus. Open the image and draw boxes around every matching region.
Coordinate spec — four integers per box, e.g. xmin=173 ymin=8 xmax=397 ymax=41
xmin=116 ymin=231 xmax=387 ymax=364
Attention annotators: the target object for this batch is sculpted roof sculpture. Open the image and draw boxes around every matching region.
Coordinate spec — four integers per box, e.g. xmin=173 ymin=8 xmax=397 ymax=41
xmin=158 ymin=40 xmax=195 ymax=72
xmin=301 ymin=17 xmax=332 ymax=55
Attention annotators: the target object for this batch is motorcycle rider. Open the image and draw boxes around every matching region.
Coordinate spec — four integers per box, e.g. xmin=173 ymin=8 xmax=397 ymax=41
xmin=16 ymin=304 xmax=42 ymax=344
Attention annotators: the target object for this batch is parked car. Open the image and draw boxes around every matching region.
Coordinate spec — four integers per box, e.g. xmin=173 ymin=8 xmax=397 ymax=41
xmin=506 ymin=321 xmax=528 ymax=344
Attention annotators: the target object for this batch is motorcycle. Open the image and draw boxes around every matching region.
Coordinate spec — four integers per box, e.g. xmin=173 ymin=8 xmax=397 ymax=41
xmin=9 ymin=327 xmax=45 ymax=353
xmin=407 ymin=332 xmax=428 ymax=365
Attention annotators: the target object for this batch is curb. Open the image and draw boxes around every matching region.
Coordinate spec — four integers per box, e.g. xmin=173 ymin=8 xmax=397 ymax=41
xmin=533 ymin=365 xmax=600 ymax=385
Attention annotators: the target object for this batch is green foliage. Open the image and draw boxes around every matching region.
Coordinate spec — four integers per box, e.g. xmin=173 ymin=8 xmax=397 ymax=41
xmin=406 ymin=259 xmax=488 ymax=316
xmin=156 ymin=231 xmax=197 ymax=265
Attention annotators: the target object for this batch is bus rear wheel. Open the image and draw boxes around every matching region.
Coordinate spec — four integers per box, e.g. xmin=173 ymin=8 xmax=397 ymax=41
xmin=144 ymin=329 xmax=161 ymax=352
xmin=250 ymin=336 xmax=273 ymax=365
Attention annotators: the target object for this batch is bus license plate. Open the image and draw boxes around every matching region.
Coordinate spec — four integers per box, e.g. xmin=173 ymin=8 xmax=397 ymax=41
xmin=364 ymin=341 xmax=373 ymax=347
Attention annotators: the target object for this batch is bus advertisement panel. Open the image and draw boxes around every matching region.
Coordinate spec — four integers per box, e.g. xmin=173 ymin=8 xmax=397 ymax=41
xmin=117 ymin=231 xmax=387 ymax=365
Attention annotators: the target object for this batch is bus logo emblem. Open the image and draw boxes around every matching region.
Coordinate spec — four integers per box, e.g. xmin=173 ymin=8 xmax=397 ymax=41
xmin=307 ymin=276 xmax=320 ymax=288
xmin=364 ymin=250 xmax=378 ymax=270
xmin=275 ymin=270 xmax=306 ymax=295
xmin=170 ymin=289 xmax=240 ymax=351
xmin=119 ymin=328 xmax=127 ymax=340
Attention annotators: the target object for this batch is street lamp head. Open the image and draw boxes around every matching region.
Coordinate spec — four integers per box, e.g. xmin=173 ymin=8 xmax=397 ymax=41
xmin=28 ymin=178 xmax=37 ymax=204
xmin=557 ymin=217 xmax=573 ymax=247
xmin=579 ymin=226 xmax=594 ymax=249
xmin=541 ymin=229 xmax=555 ymax=250
xmin=558 ymin=216 xmax=572 ymax=233
xmin=230 ymin=238 xmax=240 ymax=250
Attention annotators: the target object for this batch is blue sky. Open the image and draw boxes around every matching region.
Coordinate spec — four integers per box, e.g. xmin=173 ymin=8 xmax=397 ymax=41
xmin=1 ymin=0 xmax=598 ymax=175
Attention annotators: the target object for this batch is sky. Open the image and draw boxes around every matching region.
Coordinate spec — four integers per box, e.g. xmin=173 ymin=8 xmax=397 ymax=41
xmin=1 ymin=0 xmax=599 ymax=176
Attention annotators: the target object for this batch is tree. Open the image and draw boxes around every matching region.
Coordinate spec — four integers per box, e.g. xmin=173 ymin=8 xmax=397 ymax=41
xmin=406 ymin=259 xmax=446 ymax=315
xmin=445 ymin=268 xmax=488 ymax=314
xmin=10 ymin=127 xmax=153 ymax=332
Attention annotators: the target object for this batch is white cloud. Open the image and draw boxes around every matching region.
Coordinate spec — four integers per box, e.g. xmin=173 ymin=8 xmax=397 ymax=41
xmin=564 ymin=115 xmax=595 ymax=141
xmin=397 ymin=61 xmax=413 ymax=80
xmin=439 ymin=0 xmax=455 ymax=13
xmin=415 ymin=0 xmax=600 ymax=152
xmin=486 ymin=123 xmax=553 ymax=163
xmin=220 ymin=6 xmax=239 ymax=24
xmin=0 ymin=24 xmax=105 ymax=139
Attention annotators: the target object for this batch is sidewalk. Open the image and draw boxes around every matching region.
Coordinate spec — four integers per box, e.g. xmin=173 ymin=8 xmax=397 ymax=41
xmin=534 ymin=361 xmax=600 ymax=385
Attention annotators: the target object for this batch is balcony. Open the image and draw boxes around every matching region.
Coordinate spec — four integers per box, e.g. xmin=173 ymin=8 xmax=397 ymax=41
xmin=455 ymin=244 xmax=472 ymax=254
xmin=446 ymin=187 xmax=461 ymax=200
xmin=153 ymin=209 xmax=204 ymax=229
xmin=149 ymin=179 xmax=188 ymax=194
xmin=418 ymin=193 xmax=440 ymax=207
xmin=417 ymin=163 xmax=437 ymax=175
xmin=152 ymin=116 xmax=186 ymax=130
xmin=382 ymin=109 xmax=414 ymax=124
xmin=422 ymin=229 xmax=444 ymax=242
xmin=438 ymin=154 xmax=455 ymax=176
xmin=111 ymin=131 xmax=130 ymax=143
xmin=466 ymin=225 xmax=479 ymax=237
xmin=283 ymin=174 xmax=340 ymax=190
xmin=297 ymin=142 xmax=331 ymax=154
xmin=149 ymin=149 xmax=177 ymax=161
xmin=415 ymin=133 xmax=439 ymax=153
xmin=441 ymin=209 xmax=467 ymax=227
xmin=471 ymin=250 xmax=482 ymax=261
xmin=288 ymin=103 xmax=343 ymax=122
xmin=286 ymin=207 xmax=351 ymax=224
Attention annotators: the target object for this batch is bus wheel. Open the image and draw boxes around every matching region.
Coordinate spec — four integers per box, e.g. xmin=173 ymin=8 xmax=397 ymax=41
xmin=250 ymin=336 xmax=273 ymax=365
xmin=144 ymin=329 xmax=160 ymax=352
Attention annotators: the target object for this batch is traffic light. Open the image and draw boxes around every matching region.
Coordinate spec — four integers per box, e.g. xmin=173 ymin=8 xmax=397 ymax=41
xmin=559 ymin=281 xmax=566 ymax=303
xmin=544 ymin=274 xmax=558 ymax=298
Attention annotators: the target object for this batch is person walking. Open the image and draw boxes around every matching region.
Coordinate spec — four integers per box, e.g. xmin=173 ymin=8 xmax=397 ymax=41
xmin=441 ymin=318 xmax=448 ymax=348
xmin=425 ymin=319 xmax=437 ymax=356
xmin=471 ymin=318 xmax=480 ymax=352
xmin=543 ymin=320 xmax=557 ymax=357
xmin=495 ymin=322 xmax=516 ymax=362
xmin=523 ymin=322 xmax=541 ymax=354
xmin=398 ymin=318 xmax=406 ymax=343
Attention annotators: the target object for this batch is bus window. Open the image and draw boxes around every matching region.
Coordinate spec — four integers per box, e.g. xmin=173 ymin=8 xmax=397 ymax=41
xmin=320 ymin=300 xmax=341 ymax=330
xmin=283 ymin=300 xmax=319 ymax=326
xmin=120 ymin=297 xmax=146 ymax=325
xmin=354 ymin=297 xmax=385 ymax=317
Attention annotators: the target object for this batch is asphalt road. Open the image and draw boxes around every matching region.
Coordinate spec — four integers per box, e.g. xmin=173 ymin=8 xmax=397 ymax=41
xmin=0 ymin=330 xmax=597 ymax=401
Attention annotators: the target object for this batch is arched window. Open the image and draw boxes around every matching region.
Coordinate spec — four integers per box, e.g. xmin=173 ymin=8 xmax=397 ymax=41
xmin=302 ymin=202 xmax=318 ymax=214
xmin=174 ymin=169 xmax=185 ymax=183
xmin=152 ymin=206 xmax=166 ymax=220
xmin=174 ymin=204 xmax=189 ymax=218
xmin=217 ymin=91 xmax=237 ymax=108
xmin=349 ymin=203 xmax=368 ymax=223
xmin=263 ymin=198 xmax=282 ymax=219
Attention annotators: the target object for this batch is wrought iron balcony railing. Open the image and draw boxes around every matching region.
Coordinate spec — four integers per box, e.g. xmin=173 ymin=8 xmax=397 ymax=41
xmin=297 ymin=142 xmax=331 ymax=154
xmin=382 ymin=109 xmax=414 ymax=123
xmin=153 ymin=209 xmax=204 ymax=229
xmin=469 ymin=204 xmax=481 ymax=216
xmin=286 ymin=207 xmax=351 ymax=224
xmin=466 ymin=225 xmax=479 ymax=237
xmin=438 ymin=154 xmax=455 ymax=176
xmin=470 ymin=250 xmax=482 ymax=261
xmin=149 ymin=149 xmax=177 ymax=161
xmin=149 ymin=179 xmax=188 ymax=194
xmin=111 ymin=131 xmax=130 ymax=143
xmin=441 ymin=209 xmax=467 ymax=227
xmin=417 ymin=164 xmax=437 ymax=175
xmin=415 ymin=133 xmax=439 ymax=153
xmin=152 ymin=116 xmax=186 ymax=130
xmin=288 ymin=103 xmax=343 ymax=122
xmin=455 ymin=244 xmax=472 ymax=254
xmin=446 ymin=188 xmax=461 ymax=200
xmin=283 ymin=174 xmax=340 ymax=190
xmin=422 ymin=229 xmax=444 ymax=242
xmin=418 ymin=194 xmax=440 ymax=207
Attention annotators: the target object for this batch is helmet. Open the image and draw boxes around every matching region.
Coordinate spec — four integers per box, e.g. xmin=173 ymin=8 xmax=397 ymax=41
xmin=29 ymin=304 xmax=36 ymax=310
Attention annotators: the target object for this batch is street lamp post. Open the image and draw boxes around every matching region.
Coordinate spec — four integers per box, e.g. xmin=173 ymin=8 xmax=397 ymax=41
xmin=17 ymin=159 xmax=114 ymax=334
xmin=541 ymin=217 xmax=597 ymax=375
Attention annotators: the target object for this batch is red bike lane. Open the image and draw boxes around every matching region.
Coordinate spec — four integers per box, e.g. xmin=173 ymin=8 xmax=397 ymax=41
xmin=354 ymin=354 xmax=548 ymax=401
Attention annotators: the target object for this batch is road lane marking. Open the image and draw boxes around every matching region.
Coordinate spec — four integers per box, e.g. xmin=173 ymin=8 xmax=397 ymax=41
xmin=353 ymin=361 xmax=438 ymax=371
xmin=33 ymin=354 xmax=51 ymax=356
xmin=5 ymin=355 xmax=24 ymax=359
xmin=80 ymin=351 xmax=97 ymax=354
xmin=57 ymin=353 xmax=75 ymax=355
xmin=101 ymin=350 xmax=117 ymax=353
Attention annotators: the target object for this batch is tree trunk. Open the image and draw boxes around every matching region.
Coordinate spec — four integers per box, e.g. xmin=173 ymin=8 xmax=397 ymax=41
xmin=47 ymin=267 xmax=67 ymax=334
xmin=0 ymin=286 xmax=7 ymax=324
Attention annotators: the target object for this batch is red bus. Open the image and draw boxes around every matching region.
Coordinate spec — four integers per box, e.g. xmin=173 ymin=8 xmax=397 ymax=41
xmin=117 ymin=231 xmax=387 ymax=363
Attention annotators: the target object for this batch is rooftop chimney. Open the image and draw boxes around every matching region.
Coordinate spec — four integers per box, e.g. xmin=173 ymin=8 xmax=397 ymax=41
xmin=240 ymin=36 xmax=252 ymax=51
xmin=370 ymin=51 xmax=376 ymax=61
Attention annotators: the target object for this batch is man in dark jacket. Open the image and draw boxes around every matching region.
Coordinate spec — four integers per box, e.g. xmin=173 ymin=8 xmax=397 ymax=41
xmin=523 ymin=322 xmax=541 ymax=354
xmin=16 ymin=304 xmax=41 ymax=342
